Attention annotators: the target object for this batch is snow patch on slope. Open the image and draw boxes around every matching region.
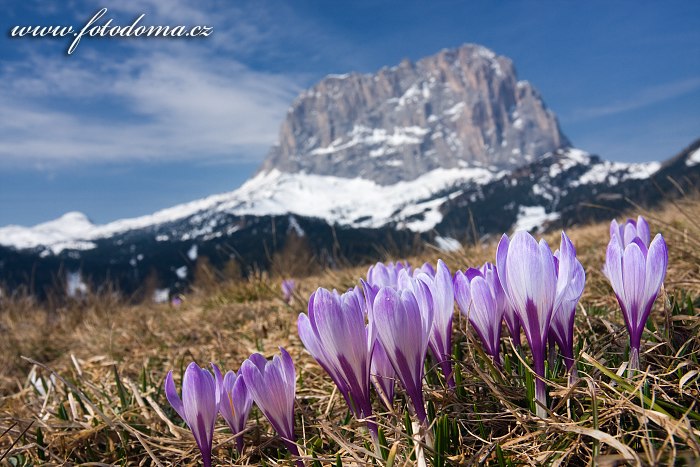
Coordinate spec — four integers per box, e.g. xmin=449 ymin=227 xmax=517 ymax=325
xmin=513 ymin=206 xmax=560 ymax=234
xmin=310 ymin=125 xmax=428 ymax=155
xmin=686 ymin=147 xmax=700 ymax=167
xmin=222 ymin=167 xmax=498 ymax=231
xmin=572 ymin=160 xmax=660 ymax=187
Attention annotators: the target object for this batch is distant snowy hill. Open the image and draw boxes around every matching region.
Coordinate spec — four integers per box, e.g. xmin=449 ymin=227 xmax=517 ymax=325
xmin=1 ymin=43 xmax=698 ymax=298
xmin=0 ymin=147 xmax=664 ymax=255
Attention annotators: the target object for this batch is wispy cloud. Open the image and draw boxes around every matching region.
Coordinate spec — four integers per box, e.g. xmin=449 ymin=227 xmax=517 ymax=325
xmin=0 ymin=1 xmax=312 ymax=169
xmin=572 ymin=77 xmax=700 ymax=120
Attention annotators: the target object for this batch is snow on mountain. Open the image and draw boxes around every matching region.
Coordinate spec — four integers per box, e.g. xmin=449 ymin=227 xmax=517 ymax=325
xmin=685 ymin=146 xmax=700 ymax=167
xmin=0 ymin=147 xmax=670 ymax=255
xmin=221 ymin=166 xmax=498 ymax=231
xmin=0 ymin=165 xmax=499 ymax=253
xmin=513 ymin=206 xmax=560 ymax=233
xmin=0 ymin=212 xmax=97 ymax=254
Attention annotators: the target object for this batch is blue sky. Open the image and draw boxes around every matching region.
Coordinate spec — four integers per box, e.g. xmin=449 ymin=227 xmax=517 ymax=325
xmin=1 ymin=0 xmax=699 ymax=226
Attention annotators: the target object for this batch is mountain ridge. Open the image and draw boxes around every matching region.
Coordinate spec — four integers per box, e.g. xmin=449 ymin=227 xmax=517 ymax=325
xmin=1 ymin=43 xmax=698 ymax=298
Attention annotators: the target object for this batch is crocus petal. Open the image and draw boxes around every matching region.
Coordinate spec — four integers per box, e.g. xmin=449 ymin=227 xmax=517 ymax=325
xmin=609 ymin=219 xmax=622 ymax=246
xmin=622 ymin=242 xmax=646 ymax=334
xmin=469 ymin=275 xmax=503 ymax=358
xmin=371 ymin=339 xmax=396 ymax=409
xmin=603 ymin=238 xmax=625 ymax=302
xmin=496 ymin=234 xmax=510 ymax=293
xmin=644 ymin=234 xmax=668 ymax=308
xmin=432 ymin=259 xmax=455 ymax=351
xmin=637 ymin=216 xmax=651 ymax=247
xmin=554 ymin=232 xmax=577 ymax=310
xmin=623 ymin=222 xmax=638 ymax=246
xmin=417 ymin=262 xmax=436 ymax=277
xmin=165 ymin=370 xmax=186 ymax=422
xmin=453 ymin=270 xmax=472 ymax=317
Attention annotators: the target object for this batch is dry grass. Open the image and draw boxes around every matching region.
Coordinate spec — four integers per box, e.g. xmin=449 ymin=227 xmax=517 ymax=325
xmin=1 ymin=197 xmax=700 ymax=466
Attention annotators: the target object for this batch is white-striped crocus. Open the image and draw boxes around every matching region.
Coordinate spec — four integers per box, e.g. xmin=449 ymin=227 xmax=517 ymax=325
xmin=211 ymin=364 xmax=253 ymax=454
xmin=165 ymin=362 xmax=220 ymax=467
xmin=371 ymin=284 xmax=434 ymax=425
xmin=497 ymin=231 xmax=580 ymax=417
xmin=603 ymin=223 xmax=668 ymax=372
xmin=298 ymin=287 xmax=378 ymax=442
xmin=549 ymin=238 xmax=586 ymax=382
xmin=610 ymin=216 xmax=651 ymax=248
xmin=240 ymin=348 xmax=302 ymax=466
xmin=454 ymin=263 xmax=506 ymax=366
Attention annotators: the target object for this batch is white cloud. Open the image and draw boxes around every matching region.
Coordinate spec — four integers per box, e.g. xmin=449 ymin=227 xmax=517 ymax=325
xmin=0 ymin=3 xmax=304 ymax=168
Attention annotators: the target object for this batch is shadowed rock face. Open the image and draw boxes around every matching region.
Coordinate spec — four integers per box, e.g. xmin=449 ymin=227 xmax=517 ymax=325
xmin=259 ymin=44 xmax=570 ymax=185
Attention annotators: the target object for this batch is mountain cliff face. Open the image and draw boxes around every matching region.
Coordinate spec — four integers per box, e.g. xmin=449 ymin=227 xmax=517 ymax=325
xmin=259 ymin=44 xmax=569 ymax=184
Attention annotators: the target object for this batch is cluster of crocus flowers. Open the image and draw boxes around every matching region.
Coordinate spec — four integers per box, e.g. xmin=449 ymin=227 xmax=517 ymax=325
xmin=604 ymin=216 xmax=668 ymax=372
xmin=164 ymin=348 xmax=300 ymax=466
xmin=298 ymin=261 xmax=441 ymax=445
xmin=165 ymin=214 xmax=670 ymax=463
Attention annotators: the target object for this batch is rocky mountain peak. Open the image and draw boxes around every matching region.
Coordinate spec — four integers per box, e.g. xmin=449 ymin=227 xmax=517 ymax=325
xmin=259 ymin=43 xmax=570 ymax=185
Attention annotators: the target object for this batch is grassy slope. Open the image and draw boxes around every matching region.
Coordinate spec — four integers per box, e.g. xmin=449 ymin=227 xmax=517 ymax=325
xmin=1 ymin=197 xmax=700 ymax=466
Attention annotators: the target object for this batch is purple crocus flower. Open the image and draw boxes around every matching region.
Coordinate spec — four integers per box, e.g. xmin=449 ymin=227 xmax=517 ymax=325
xmin=211 ymin=364 xmax=253 ymax=454
xmin=281 ymin=279 xmax=296 ymax=304
xmin=603 ymin=227 xmax=667 ymax=372
xmin=298 ymin=287 xmax=378 ymax=441
xmin=454 ymin=263 xmax=506 ymax=366
xmin=497 ymin=231 xmax=580 ymax=417
xmin=416 ymin=260 xmax=455 ymax=388
xmin=610 ymin=216 xmax=651 ymax=248
xmin=549 ymin=241 xmax=586 ymax=381
xmin=367 ymin=261 xmax=411 ymax=288
xmin=371 ymin=285 xmax=434 ymax=425
xmin=240 ymin=348 xmax=302 ymax=466
xmin=165 ymin=362 xmax=220 ymax=467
